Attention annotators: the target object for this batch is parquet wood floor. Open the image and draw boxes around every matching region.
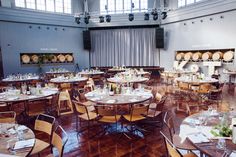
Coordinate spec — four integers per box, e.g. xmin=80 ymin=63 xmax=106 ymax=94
xmin=19 ymin=84 xmax=236 ymax=157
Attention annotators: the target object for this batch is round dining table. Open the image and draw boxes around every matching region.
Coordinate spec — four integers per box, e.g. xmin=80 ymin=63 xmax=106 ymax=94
xmin=179 ymin=111 xmax=236 ymax=157
xmin=107 ymin=77 xmax=149 ymax=84
xmin=2 ymin=76 xmax=40 ymax=83
xmin=85 ymin=88 xmax=153 ymax=105
xmin=0 ymin=123 xmax=35 ymax=157
xmin=50 ymin=76 xmax=88 ymax=84
xmin=77 ymin=71 xmax=104 ymax=76
xmin=0 ymin=87 xmax=58 ymax=103
xmin=175 ymin=77 xmax=219 ymax=85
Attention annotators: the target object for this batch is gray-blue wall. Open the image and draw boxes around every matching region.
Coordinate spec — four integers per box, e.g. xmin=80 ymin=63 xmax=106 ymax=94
xmin=0 ymin=1 xmax=89 ymax=77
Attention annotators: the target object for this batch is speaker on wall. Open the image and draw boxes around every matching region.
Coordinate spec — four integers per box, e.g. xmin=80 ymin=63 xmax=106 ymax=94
xmin=156 ymin=28 xmax=164 ymax=48
xmin=83 ymin=30 xmax=91 ymax=50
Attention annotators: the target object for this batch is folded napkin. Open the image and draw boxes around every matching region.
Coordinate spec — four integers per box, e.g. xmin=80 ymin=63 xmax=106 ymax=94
xmin=106 ymin=100 xmax=116 ymax=103
xmin=230 ymin=151 xmax=236 ymax=157
xmin=85 ymin=93 xmax=94 ymax=97
xmin=14 ymin=139 xmax=35 ymax=150
xmin=17 ymin=125 xmax=28 ymax=131
xmin=187 ymin=133 xmax=210 ymax=144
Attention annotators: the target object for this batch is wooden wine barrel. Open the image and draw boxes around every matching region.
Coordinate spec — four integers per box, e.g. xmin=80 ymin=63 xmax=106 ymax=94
xmin=192 ymin=52 xmax=202 ymax=61
xmin=223 ymin=50 xmax=234 ymax=62
xmin=184 ymin=52 xmax=193 ymax=61
xmin=176 ymin=53 xmax=184 ymax=61
xmin=212 ymin=51 xmax=223 ymax=61
xmin=202 ymin=51 xmax=212 ymax=61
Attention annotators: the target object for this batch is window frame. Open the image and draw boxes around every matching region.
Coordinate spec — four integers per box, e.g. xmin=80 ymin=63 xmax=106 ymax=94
xmin=178 ymin=0 xmax=206 ymax=8
xmin=100 ymin=0 xmax=148 ymax=15
xmin=14 ymin=0 xmax=72 ymax=14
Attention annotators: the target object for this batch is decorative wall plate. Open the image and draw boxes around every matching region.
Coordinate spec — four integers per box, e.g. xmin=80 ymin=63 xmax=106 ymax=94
xmin=223 ymin=51 xmax=234 ymax=62
xmin=212 ymin=51 xmax=223 ymax=61
xmin=58 ymin=54 xmax=66 ymax=62
xmin=51 ymin=55 xmax=57 ymax=62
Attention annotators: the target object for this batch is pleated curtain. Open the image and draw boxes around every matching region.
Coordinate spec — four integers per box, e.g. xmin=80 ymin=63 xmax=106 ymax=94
xmin=90 ymin=28 xmax=159 ymax=67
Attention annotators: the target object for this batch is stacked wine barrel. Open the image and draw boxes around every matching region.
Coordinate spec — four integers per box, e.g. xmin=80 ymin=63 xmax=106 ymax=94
xmin=175 ymin=49 xmax=234 ymax=62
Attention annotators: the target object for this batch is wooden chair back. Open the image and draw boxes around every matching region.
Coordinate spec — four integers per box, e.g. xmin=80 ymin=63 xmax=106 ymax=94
xmin=72 ymin=100 xmax=88 ymax=114
xmin=160 ymin=131 xmax=183 ymax=157
xmin=155 ymin=95 xmax=167 ymax=112
xmin=51 ymin=125 xmax=68 ymax=157
xmin=95 ymin=105 xmax=117 ymax=116
xmin=0 ymin=111 xmax=16 ymax=123
xmin=34 ymin=114 xmax=55 ymax=136
xmin=163 ymin=112 xmax=175 ymax=142
xmin=198 ymin=83 xmax=212 ymax=94
xmin=178 ymin=82 xmax=189 ymax=90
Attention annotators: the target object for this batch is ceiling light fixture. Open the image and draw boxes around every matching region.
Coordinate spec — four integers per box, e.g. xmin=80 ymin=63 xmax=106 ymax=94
xmin=129 ymin=13 xmax=134 ymax=21
xmin=99 ymin=16 xmax=104 ymax=23
xmin=106 ymin=15 xmax=111 ymax=22
xmin=144 ymin=13 xmax=149 ymax=21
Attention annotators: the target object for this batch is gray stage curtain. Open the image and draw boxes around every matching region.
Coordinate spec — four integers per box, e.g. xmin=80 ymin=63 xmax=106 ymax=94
xmin=90 ymin=28 xmax=158 ymax=67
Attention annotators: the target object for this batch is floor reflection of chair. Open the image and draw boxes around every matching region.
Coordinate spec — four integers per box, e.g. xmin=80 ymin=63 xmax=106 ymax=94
xmin=160 ymin=131 xmax=197 ymax=157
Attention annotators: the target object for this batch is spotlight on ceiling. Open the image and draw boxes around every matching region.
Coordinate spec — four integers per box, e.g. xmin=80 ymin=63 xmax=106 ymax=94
xmin=151 ymin=9 xmax=158 ymax=21
xmin=129 ymin=13 xmax=134 ymax=21
xmin=75 ymin=17 xmax=80 ymax=24
xmin=99 ymin=16 xmax=104 ymax=23
xmin=161 ymin=11 xmax=167 ymax=20
xmin=144 ymin=13 xmax=149 ymax=21
xmin=106 ymin=15 xmax=111 ymax=22
xmin=84 ymin=15 xmax=90 ymax=24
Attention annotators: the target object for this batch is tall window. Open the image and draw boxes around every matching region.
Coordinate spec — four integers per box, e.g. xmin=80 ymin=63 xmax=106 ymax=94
xmin=100 ymin=0 xmax=148 ymax=14
xmin=15 ymin=0 xmax=72 ymax=14
xmin=178 ymin=0 xmax=205 ymax=8
xmin=36 ymin=0 xmax=45 ymax=11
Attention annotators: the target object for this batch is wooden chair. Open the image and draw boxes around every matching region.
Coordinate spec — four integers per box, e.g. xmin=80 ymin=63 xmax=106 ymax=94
xmin=84 ymin=78 xmax=95 ymax=91
xmin=46 ymin=125 xmax=68 ymax=157
xmin=95 ymin=105 xmax=121 ymax=134
xmin=0 ymin=111 xmax=16 ymax=123
xmin=72 ymin=100 xmax=98 ymax=133
xmin=30 ymin=114 xmax=55 ymax=156
xmin=146 ymin=95 xmax=167 ymax=127
xmin=26 ymin=98 xmax=48 ymax=117
xmin=123 ymin=102 xmax=150 ymax=137
xmin=160 ymin=131 xmax=197 ymax=157
xmin=57 ymin=90 xmax=73 ymax=116
xmin=163 ymin=112 xmax=196 ymax=151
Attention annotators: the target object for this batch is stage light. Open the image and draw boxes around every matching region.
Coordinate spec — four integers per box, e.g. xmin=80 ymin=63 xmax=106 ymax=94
xmin=84 ymin=15 xmax=90 ymax=24
xmin=99 ymin=16 xmax=104 ymax=23
xmin=106 ymin=15 xmax=111 ymax=22
xmin=161 ymin=11 xmax=167 ymax=20
xmin=129 ymin=13 xmax=134 ymax=21
xmin=144 ymin=13 xmax=149 ymax=21
xmin=75 ymin=17 xmax=80 ymax=24
xmin=151 ymin=9 xmax=158 ymax=21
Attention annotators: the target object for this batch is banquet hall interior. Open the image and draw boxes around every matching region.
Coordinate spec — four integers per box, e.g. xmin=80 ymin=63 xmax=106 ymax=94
xmin=0 ymin=0 xmax=236 ymax=156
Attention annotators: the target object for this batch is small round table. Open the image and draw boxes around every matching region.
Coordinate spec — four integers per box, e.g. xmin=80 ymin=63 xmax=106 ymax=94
xmin=0 ymin=123 xmax=35 ymax=157
xmin=85 ymin=89 xmax=153 ymax=105
xmin=180 ymin=111 xmax=236 ymax=157
xmin=175 ymin=77 xmax=219 ymax=85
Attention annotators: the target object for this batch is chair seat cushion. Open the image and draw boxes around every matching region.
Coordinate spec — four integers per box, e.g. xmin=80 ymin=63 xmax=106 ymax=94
xmin=78 ymin=111 xmax=97 ymax=120
xmin=98 ymin=115 xmax=121 ymax=123
xmin=123 ymin=115 xmax=146 ymax=122
xmin=183 ymin=152 xmax=198 ymax=157
xmin=30 ymin=139 xmax=50 ymax=155
xmin=173 ymin=134 xmax=196 ymax=150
